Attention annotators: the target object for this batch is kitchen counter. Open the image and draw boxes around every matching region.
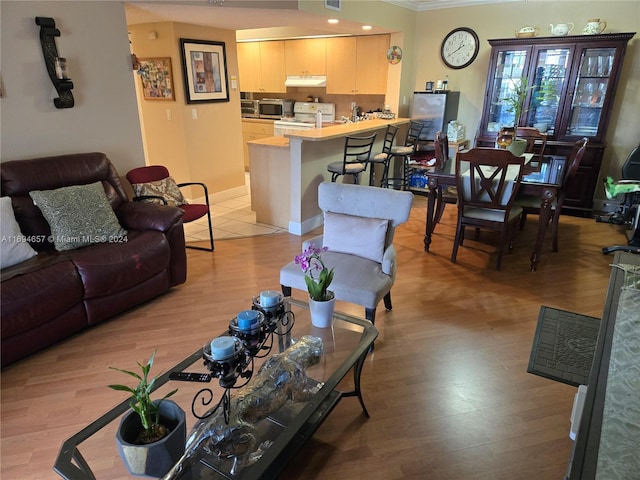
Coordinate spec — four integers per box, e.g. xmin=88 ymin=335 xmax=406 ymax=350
xmin=248 ymin=118 xmax=410 ymax=234
xmin=241 ymin=117 xmax=275 ymax=124
xmin=286 ymin=118 xmax=409 ymax=141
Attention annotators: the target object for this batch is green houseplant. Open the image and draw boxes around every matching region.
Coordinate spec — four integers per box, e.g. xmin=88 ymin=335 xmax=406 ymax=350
xmin=501 ymin=76 xmax=530 ymax=156
xmin=294 ymin=245 xmax=334 ymax=302
xmin=503 ymin=76 xmax=529 ymax=128
xmin=109 ymin=350 xmax=186 ymax=477
xmin=295 ymin=245 xmax=336 ymax=327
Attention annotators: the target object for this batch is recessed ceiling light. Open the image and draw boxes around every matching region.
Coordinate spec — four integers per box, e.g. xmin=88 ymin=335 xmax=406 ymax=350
xmin=328 ymin=18 xmax=339 ymax=24
xmin=362 ymin=25 xmax=372 ymax=31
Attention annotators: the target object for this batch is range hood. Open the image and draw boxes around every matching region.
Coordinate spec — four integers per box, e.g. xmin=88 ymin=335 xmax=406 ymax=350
xmin=284 ymin=75 xmax=327 ymax=87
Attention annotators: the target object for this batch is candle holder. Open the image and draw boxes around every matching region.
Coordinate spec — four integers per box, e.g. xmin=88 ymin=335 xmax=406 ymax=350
xmin=192 ymin=335 xmax=253 ymax=423
xmin=247 ymin=292 xmax=295 ymax=357
xmin=187 ymin=293 xmax=295 ymax=424
xmin=228 ymin=310 xmax=269 ymax=356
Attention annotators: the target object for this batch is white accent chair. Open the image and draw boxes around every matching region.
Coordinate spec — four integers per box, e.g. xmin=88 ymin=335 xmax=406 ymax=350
xmin=280 ymin=182 xmax=414 ymax=324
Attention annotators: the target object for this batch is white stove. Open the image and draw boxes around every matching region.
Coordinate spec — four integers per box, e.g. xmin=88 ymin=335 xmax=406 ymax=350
xmin=273 ymin=102 xmax=335 ymax=136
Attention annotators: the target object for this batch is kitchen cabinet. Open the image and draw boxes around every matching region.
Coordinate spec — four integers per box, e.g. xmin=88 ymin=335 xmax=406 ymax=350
xmin=326 ymin=34 xmax=389 ymax=95
xmin=477 ymin=32 xmax=634 ymax=216
xmin=285 ymin=38 xmax=326 ymax=75
xmin=237 ymin=41 xmax=286 ymax=93
xmin=242 ymin=120 xmax=274 ymax=171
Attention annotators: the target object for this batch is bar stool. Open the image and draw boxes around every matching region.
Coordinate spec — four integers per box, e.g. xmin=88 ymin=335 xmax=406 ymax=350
xmin=367 ymin=124 xmax=399 ymax=186
xmin=381 ymin=121 xmax=427 ymax=189
xmin=327 ymin=133 xmax=377 ymax=184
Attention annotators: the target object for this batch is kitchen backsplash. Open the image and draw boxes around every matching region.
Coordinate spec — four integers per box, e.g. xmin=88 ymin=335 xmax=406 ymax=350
xmin=250 ymin=89 xmax=386 ymax=118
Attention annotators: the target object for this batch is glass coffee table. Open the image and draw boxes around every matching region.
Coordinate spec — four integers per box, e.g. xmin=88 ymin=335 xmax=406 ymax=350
xmin=54 ymin=298 xmax=378 ymax=479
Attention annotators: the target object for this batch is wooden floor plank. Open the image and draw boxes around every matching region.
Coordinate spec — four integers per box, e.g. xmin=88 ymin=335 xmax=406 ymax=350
xmin=1 ymin=196 xmax=625 ymax=479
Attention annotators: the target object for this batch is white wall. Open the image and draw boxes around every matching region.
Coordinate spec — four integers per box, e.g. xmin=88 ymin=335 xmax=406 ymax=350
xmin=0 ymin=1 xmax=145 ymax=175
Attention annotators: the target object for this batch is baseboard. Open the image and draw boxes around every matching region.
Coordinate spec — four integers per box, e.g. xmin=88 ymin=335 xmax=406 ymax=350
xmin=289 ymin=213 xmax=323 ymax=236
xmin=184 ymin=184 xmax=248 ymax=205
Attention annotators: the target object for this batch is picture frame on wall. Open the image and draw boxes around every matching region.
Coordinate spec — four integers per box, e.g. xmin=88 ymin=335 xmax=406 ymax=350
xmin=138 ymin=57 xmax=175 ymax=101
xmin=179 ymin=38 xmax=229 ymax=104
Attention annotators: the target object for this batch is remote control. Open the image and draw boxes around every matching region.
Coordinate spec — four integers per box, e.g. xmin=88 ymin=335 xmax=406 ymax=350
xmin=169 ymin=371 xmax=211 ymax=383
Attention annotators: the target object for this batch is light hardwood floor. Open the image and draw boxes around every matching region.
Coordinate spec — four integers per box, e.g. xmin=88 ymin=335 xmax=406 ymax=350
xmin=1 ymin=196 xmax=626 ymax=480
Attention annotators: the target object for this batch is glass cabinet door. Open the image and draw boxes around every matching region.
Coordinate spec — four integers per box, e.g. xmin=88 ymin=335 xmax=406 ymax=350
xmin=486 ymin=48 xmax=529 ymax=133
xmin=526 ymin=46 xmax=571 ymax=135
xmin=567 ymin=46 xmax=616 ymax=137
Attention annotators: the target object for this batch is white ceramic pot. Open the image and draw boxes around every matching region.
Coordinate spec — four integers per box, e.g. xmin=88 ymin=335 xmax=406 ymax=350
xmin=550 ymin=23 xmax=574 ymax=36
xmin=583 ymin=19 xmax=606 ymax=35
xmin=308 ymin=291 xmax=335 ymax=328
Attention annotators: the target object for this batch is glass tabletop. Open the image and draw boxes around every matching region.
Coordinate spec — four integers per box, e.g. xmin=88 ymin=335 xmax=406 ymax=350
xmin=408 ymin=152 xmax=566 ymax=189
xmin=54 ymin=297 xmax=377 ymax=480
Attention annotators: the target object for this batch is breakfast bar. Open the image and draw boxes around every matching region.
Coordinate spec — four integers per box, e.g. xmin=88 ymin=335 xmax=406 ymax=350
xmin=248 ymin=118 xmax=410 ymax=235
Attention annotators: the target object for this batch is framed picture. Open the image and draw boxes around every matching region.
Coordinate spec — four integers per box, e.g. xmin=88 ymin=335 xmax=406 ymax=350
xmin=179 ymin=38 xmax=229 ymax=104
xmin=137 ymin=57 xmax=175 ymax=101
xmin=325 ymin=0 xmax=341 ymax=11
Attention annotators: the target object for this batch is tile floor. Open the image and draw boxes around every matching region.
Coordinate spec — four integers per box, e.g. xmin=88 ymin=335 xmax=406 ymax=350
xmin=182 ymin=174 xmax=288 ymax=244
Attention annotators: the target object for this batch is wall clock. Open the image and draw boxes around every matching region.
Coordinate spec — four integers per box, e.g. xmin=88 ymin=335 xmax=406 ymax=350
xmin=440 ymin=27 xmax=479 ymax=69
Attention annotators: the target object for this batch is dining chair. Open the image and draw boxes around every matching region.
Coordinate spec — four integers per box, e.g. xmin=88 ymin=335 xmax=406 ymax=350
xmin=514 ymin=137 xmax=588 ymax=252
xmin=451 ymin=148 xmax=525 ymax=270
xmin=367 ymin=124 xmax=399 ymax=186
xmin=516 ymin=126 xmax=548 ymax=162
xmin=126 ymin=165 xmax=214 ymax=251
xmin=432 ymin=131 xmax=457 ymax=224
xmin=280 ymin=181 xmax=413 ymax=324
xmin=327 ymin=133 xmax=377 ymax=184
xmin=381 ymin=120 xmax=427 ymax=190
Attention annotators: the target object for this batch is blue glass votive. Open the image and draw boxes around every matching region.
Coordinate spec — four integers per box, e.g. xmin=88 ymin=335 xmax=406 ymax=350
xmin=210 ymin=336 xmax=237 ymax=360
xmin=260 ymin=290 xmax=281 ymax=308
xmin=237 ymin=310 xmax=259 ymax=332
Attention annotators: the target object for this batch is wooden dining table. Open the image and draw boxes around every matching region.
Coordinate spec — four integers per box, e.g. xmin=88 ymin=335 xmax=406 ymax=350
xmin=407 ymin=152 xmax=567 ymax=271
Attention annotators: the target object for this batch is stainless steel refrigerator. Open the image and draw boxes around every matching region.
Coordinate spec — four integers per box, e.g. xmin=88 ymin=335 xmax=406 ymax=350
xmin=411 ymin=91 xmax=460 ymax=141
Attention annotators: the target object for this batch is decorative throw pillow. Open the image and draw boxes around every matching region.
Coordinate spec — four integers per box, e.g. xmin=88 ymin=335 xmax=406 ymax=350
xmin=322 ymin=211 xmax=388 ymax=263
xmin=29 ymin=182 xmax=128 ymax=252
xmin=132 ymin=177 xmax=188 ymax=207
xmin=1 ymin=196 xmax=38 ymax=268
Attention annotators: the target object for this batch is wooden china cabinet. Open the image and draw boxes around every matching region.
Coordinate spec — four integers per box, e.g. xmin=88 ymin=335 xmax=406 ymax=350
xmin=477 ymin=32 xmax=635 ymax=216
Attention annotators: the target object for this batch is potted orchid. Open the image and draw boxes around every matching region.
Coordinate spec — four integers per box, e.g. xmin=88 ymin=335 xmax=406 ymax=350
xmin=295 ymin=245 xmax=335 ymax=327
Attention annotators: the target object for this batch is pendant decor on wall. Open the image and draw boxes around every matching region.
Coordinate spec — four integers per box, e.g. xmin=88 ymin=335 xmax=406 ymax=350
xmin=387 ymin=46 xmax=403 ymax=64
xmin=35 ymin=17 xmax=74 ymax=109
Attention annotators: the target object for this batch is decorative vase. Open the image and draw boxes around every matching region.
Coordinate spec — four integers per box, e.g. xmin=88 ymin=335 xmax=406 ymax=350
xmin=507 ymin=138 xmax=528 ymax=157
xmin=496 ymin=127 xmax=515 ymax=149
xmin=115 ymin=400 xmax=186 ymax=478
xmin=308 ymin=291 xmax=335 ymax=328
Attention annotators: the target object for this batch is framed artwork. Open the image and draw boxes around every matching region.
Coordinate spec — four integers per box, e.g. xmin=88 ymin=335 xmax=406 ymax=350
xmin=325 ymin=0 xmax=341 ymax=11
xmin=180 ymin=38 xmax=229 ymax=104
xmin=138 ymin=57 xmax=175 ymax=101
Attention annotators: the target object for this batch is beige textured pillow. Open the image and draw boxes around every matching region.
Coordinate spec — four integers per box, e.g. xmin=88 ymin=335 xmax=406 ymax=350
xmin=1 ymin=196 xmax=38 ymax=268
xmin=322 ymin=211 xmax=388 ymax=263
xmin=29 ymin=182 xmax=128 ymax=252
xmin=132 ymin=177 xmax=188 ymax=207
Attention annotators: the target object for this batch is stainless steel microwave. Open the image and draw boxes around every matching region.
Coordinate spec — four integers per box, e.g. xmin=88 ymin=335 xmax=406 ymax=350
xmin=258 ymin=99 xmax=293 ymax=119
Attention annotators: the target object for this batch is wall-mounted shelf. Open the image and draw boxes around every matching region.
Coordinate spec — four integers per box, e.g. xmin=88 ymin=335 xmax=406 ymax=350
xmin=35 ymin=16 xmax=74 ymax=109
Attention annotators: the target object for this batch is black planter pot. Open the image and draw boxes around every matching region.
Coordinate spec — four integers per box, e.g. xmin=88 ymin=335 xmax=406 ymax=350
xmin=115 ymin=400 xmax=186 ymax=478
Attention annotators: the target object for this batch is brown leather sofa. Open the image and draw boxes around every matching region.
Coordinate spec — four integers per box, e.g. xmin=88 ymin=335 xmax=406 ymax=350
xmin=1 ymin=153 xmax=187 ymax=367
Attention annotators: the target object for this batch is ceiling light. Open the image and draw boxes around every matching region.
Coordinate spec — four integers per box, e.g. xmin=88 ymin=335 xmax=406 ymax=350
xmin=362 ymin=25 xmax=372 ymax=31
xmin=328 ymin=18 xmax=339 ymax=24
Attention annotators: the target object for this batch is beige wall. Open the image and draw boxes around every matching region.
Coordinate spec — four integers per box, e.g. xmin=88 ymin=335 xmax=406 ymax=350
xmin=0 ymin=1 xmax=145 ymax=174
xmin=129 ymin=22 xmax=245 ymax=198
xmin=412 ymin=1 xmax=640 ymax=189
